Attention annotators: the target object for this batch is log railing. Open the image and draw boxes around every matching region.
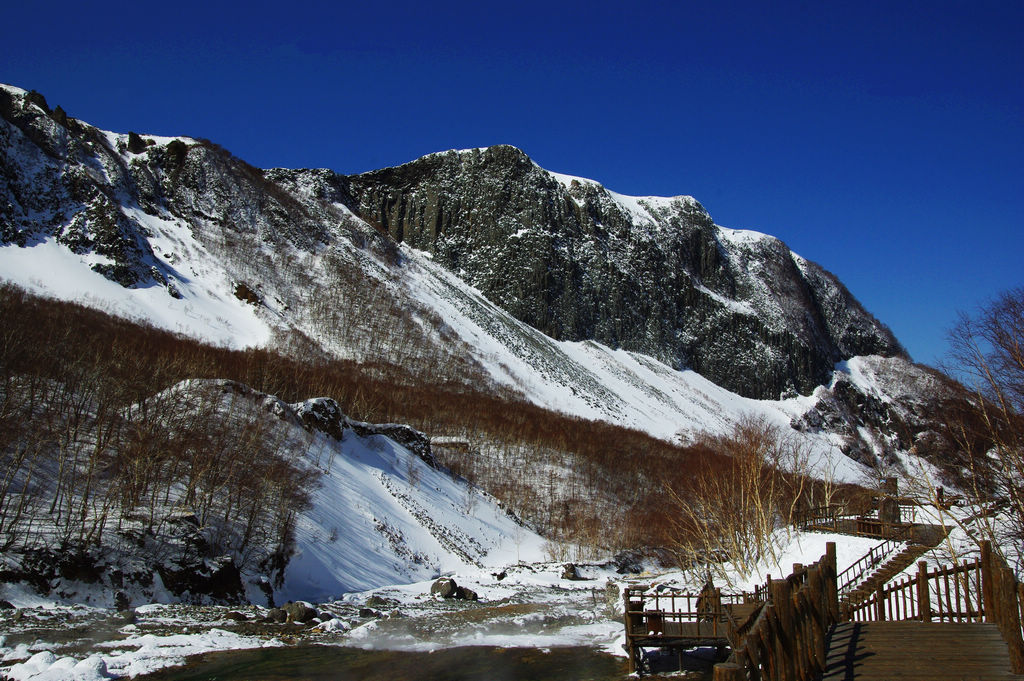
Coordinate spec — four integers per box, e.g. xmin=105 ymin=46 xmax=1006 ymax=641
xmin=714 ymin=543 xmax=839 ymax=681
xmin=623 ymin=585 xmax=757 ymax=672
xmin=795 ymin=504 xmax=915 ymax=541
xmin=794 ymin=505 xmax=859 ymax=532
xmin=982 ymin=541 xmax=1024 ymax=673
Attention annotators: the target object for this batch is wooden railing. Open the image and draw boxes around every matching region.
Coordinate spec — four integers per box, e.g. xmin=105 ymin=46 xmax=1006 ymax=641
xmin=982 ymin=541 xmax=1024 ymax=673
xmin=714 ymin=543 xmax=839 ymax=681
xmin=624 ymin=585 xmax=734 ymax=672
xmin=845 ymin=558 xmax=983 ymax=623
xmin=836 ymin=535 xmax=907 ymax=596
xmin=795 ymin=504 xmax=914 ymax=540
xmin=794 ymin=505 xmax=859 ymax=532
xmin=623 ymin=583 xmax=769 ymax=673
xmin=840 ymin=541 xmax=1024 ymax=674
xmin=634 ymin=539 xmax=1024 ymax=679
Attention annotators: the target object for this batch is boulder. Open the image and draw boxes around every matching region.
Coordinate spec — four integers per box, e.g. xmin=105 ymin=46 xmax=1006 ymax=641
xmin=430 ymin=577 xmax=458 ymax=599
xmin=282 ymin=601 xmax=318 ymax=623
xmin=561 ymin=563 xmax=583 ymax=580
xmin=365 ymin=595 xmax=398 ymax=609
xmin=113 ymin=590 xmax=131 ymax=611
xmin=454 ymin=586 xmax=478 ymax=601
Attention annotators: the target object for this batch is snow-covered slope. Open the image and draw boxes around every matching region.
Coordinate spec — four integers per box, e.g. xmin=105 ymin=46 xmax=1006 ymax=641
xmin=282 ymin=401 xmax=546 ymax=603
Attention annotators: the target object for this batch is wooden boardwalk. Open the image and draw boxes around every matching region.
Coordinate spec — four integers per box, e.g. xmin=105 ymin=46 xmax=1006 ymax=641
xmin=820 ymin=621 xmax=1024 ymax=681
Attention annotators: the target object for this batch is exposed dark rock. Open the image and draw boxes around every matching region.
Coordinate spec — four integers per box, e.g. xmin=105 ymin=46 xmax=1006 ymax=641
xmin=0 ymin=600 xmax=14 ymax=609
xmin=561 ymin=563 xmax=583 ymax=580
xmin=430 ymin=577 xmax=458 ymax=598
xmin=428 ymin=577 xmax=478 ymax=600
xmin=157 ymin=556 xmax=244 ymax=603
xmin=454 ymin=586 xmax=478 ymax=601
xmin=266 ymin=607 xmax=288 ymax=623
xmin=225 ymin=610 xmax=249 ymax=621
xmin=127 ymin=131 xmax=147 ymax=154
xmin=25 ymin=89 xmax=49 ymax=112
xmin=164 ymin=139 xmax=187 ymax=168
xmin=296 ymin=398 xmax=347 ymax=440
xmin=51 ymin=105 xmax=68 ymax=127
xmin=365 ymin=595 xmax=398 ymax=609
xmin=282 ymin=600 xmax=319 ymax=623
xmin=233 ymin=282 xmax=262 ymax=306
xmin=296 ymin=398 xmax=436 ymax=467
xmin=114 ymin=590 xmax=131 ymax=611
xmin=350 ymin=422 xmax=436 ymax=468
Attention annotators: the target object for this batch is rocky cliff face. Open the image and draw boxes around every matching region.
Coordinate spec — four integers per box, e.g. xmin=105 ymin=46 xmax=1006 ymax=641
xmin=341 ymin=146 xmax=904 ymax=399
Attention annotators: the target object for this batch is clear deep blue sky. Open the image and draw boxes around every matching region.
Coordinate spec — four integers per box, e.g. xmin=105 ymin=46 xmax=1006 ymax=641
xmin=4 ymin=0 xmax=1022 ymax=367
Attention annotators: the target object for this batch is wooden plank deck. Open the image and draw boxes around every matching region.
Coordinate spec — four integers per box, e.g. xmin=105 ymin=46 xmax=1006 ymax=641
xmin=821 ymin=621 xmax=1024 ymax=681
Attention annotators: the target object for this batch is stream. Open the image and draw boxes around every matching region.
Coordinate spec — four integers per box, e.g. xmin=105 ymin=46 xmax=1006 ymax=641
xmin=135 ymin=645 xmax=630 ymax=681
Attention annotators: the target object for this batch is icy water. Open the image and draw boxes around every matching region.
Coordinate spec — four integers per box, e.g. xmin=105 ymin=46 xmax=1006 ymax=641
xmin=136 ymin=645 xmax=630 ymax=681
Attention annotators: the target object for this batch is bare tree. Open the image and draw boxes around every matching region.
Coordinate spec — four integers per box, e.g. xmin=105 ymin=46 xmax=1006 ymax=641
xmin=935 ymin=287 xmax=1024 ymax=568
xmin=664 ymin=417 xmax=812 ymax=584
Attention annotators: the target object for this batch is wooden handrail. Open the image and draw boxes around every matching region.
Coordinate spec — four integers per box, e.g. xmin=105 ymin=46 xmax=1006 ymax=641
xmin=715 ymin=542 xmax=839 ymax=681
xmin=981 ymin=541 xmax=1024 ymax=673
xmin=837 ymin=535 xmax=906 ymax=596
xmin=845 ymin=558 xmax=984 ymax=623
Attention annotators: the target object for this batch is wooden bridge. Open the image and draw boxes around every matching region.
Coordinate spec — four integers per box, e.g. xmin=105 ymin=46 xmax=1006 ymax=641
xmin=624 ymin=541 xmax=1024 ymax=680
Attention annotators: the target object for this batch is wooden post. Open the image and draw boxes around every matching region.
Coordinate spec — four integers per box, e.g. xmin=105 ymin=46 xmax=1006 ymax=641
xmin=808 ymin=565 xmax=826 ymax=673
xmin=875 ymin=582 xmax=885 ymax=622
xmin=917 ymin=560 xmax=931 ymax=622
xmin=998 ymin=566 xmax=1024 ymax=673
xmin=825 ymin=542 xmax=839 ymax=624
xmin=623 ymin=589 xmax=636 ymax=674
xmin=771 ymin=579 xmax=794 ymax=681
xmin=714 ymin=587 xmax=723 ymax=637
xmin=745 ymin=637 xmax=763 ymax=681
xmin=981 ymin=540 xmax=994 ymax=623
xmin=713 ymin=662 xmax=745 ymax=681
xmin=764 ymin=604 xmax=782 ymax=681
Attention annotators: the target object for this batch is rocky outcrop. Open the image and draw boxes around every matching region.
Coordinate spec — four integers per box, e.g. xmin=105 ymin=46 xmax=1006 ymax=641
xmin=790 ymin=356 xmax=945 ymax=469
xmin=342 ymin=146 xmax=904 ymax=398
xmin=294 ymin=397 xmax=436 ymax=467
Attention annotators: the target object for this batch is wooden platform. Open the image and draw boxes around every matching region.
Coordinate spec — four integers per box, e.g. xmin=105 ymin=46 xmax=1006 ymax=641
xmin=821 ymin=621 xmax=1024 ymax=681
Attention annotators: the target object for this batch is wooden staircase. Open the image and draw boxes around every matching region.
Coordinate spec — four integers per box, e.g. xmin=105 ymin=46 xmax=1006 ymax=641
xmin=843 ymin=542 xmax=933 ymax=606
xmin=841 ymin=522 xmax=948 ymax=608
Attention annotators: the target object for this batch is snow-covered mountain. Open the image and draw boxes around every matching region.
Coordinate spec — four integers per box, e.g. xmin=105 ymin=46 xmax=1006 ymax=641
xmin=0 ymin=83 xmax=938 ymax=483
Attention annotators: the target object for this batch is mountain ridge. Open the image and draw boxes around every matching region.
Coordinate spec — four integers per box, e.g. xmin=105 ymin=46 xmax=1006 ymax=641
xmin=0 ymin=82 xmax=928 ymax=473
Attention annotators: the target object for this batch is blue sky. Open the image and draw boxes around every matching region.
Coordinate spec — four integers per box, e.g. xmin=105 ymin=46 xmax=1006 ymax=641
xmin=3 ymin=0 xmax=1021 ymax=367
